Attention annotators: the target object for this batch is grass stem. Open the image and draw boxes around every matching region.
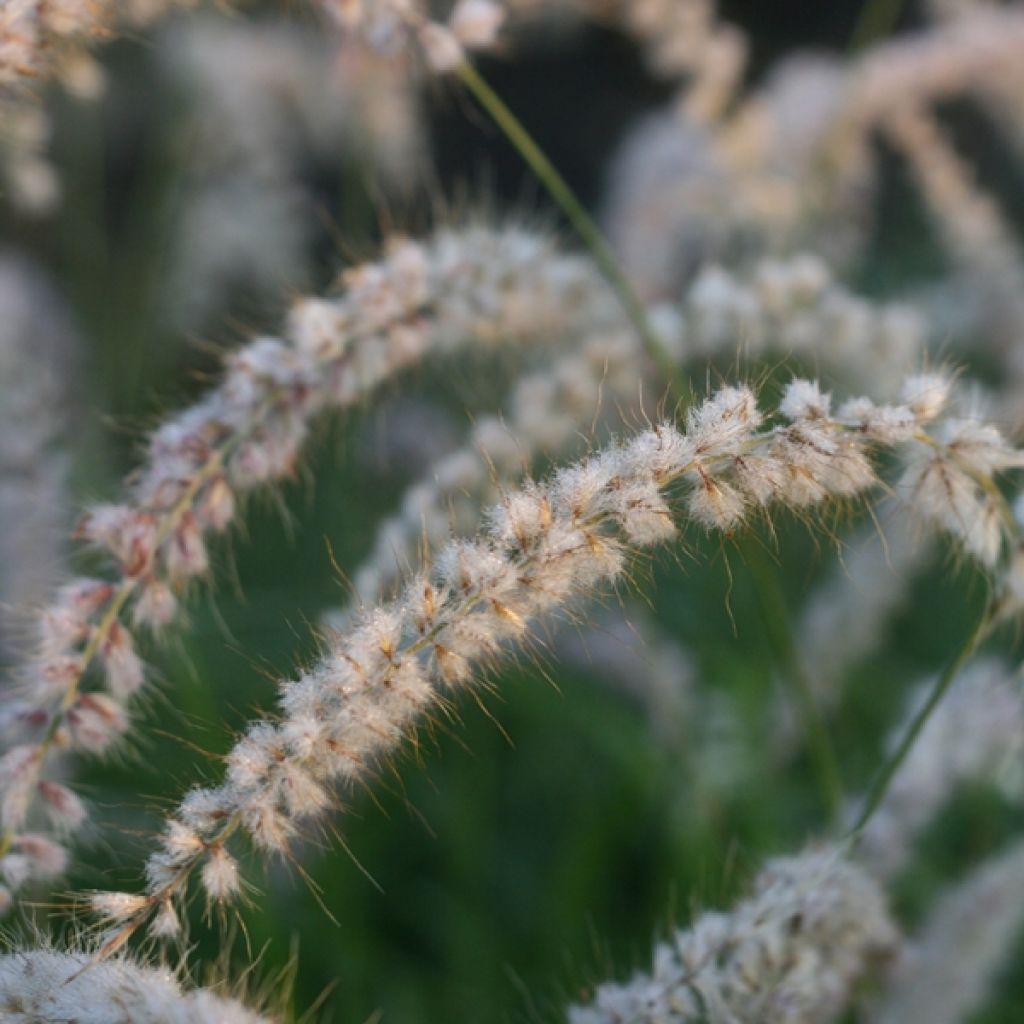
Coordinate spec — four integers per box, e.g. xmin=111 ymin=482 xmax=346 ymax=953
xmin=455 ymin=60 xmax=687 ymax=403
xmin=847 ymin=599 xmax=999 ymax=838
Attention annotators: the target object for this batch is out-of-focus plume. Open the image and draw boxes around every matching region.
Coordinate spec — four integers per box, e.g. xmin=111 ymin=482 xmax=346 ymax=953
xmin=0 ymin=252 xmax=78 ymax=667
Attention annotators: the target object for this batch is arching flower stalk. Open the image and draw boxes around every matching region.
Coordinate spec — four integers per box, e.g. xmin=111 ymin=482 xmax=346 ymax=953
xmin=335 ymin=327 xmax=645 ymax=615
xmin=566 ymin=673 xmax=1024 ymax=1024
xmin=0 ymin=0 xmax=207 ymax=210
xmin=0 ymin=223 xmax=613 ymax=911
xmin=0 ymin=1 xmax=200 ymax=95
xmin=604 ymin=6 xmax=1024 ymax=300
xmin=567 ymin=845 xmax=897 ymax=1024
xmin=85 ymin=372 xmax=1021 ymax=949
xmin=500 ymin=0 xmax=700 ymax=70
xmin=682 ymin=256 xmax=923 ymax=391
xmin=0 ymin=948 xmax=271 ymax=1023
xmin=336 ymin=251 xmax=925 ymax=618
xmin=881 ymin=100 xmax=1024 ymax=412
xmin=539 ymin=0 xmax=748 ymax=115
xmin=566 ymin=667 xmax=1024 ymax=1024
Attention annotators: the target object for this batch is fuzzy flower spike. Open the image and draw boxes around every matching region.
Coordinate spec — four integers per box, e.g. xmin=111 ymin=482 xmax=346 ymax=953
xmin=336 ymin=250 xmax=926 ymax=616
xmin=0 ymin=949 xmax=271 ymax=1023
xmin=568 ymin=845 xmax=897 ymax=1024
xmin=0 ymin=223 xmax=614 ymax=912
xmin=85 ymin=372 xmax=1021 ymax=946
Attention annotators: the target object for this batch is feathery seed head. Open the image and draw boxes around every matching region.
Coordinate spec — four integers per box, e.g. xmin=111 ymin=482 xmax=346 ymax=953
xmin=66 ymin=693 xmax=128 ymax=754
xmin=449 ymin=0 xmax=504 ymax=48
xmin=201 ymin=844 xmax=241 ymax=902
xmin=901 ymin=447 xmax=1006 ymax=565
xmin=939 ymin=418 xmax=1024 ymax=474
xmin=687 ymin=385 xmax=761 ymax=458
xmin=89 ymin=890 xmax=150 ymax=922
xmin=569 ymin=846 xmax=896 ymax=1024
xmin=101 ymin=623 xmax=145 ymax=701
xmin=436 ymin=540 xmax=515 ymax=597
xmin=839 ymin=397 xmax=918 ymax=443
xmin=79 ymin=505 xmax=158 ymax=578
xmin=286 ymin=297 xmax=348 ymax=358
xmin=13 ymin=833 xmax=68 ymax=878
xmin=487 ymin=486 xmax=552 ymax=551
xmin=419 ymin=22 xmax=465 ymax=72
xmin=150 ymin=898 xmax=181 ymax=938
xmin=199 ymin=475 xmax=237 ymax=532
xmin=179 ymin=786 xmax=232 ymax=832
xmin=163 ymin=510 xmax=209 ymax=585
xmin=688 ymin=473 xmax=747 ymax=530
xmin=242 ymin=793 xmax=296 ymax=852
xmin=731 ymin=452 xmax=789 ymax=505
xmin=780 ymin=377 xmax=831 ymax=420
xmin=622 ymin=423 xmax=695 ymax=480
xmin=278 ymin=760 xmax=330 ymax=819
xmin=37 ymin=780 xmax=86 ymax=833
xmin=133 ymin=579 xmax=178 ymax=630
xmin=550 ymin=455 xmax=624 ymax=520
xmin=0 ymin=745 xmax=42 ymax=829
xmin=161 ymin=820 xmax=204 ymax=863
xmin=0 ymin=949 xmax=271 ymax=1022
xmin=900 ymin=373 xmax=952 ymax=423
xmin=226 ymin=723 xmax=283 ymax=793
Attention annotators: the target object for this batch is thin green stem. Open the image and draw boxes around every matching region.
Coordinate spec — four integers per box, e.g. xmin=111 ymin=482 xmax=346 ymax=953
xmin=744 ymin=538 xmax=845 ymax=822
xmin=454 ymin=60 xmax=687 ymax=404
xmin=847 ymin=599 xmax=1000 ymax=838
